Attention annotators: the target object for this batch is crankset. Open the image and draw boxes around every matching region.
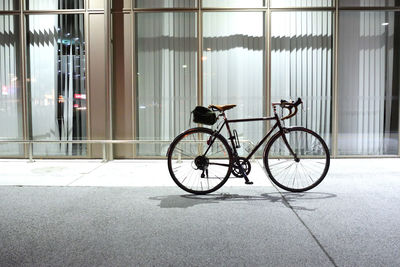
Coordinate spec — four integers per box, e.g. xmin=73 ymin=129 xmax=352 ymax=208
xmin=232 ymin=157 xmax=251 ymax=178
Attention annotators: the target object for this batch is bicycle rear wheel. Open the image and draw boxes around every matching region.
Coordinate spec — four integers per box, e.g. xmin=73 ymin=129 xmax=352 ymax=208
xmin=263 ymin=127 xmax=330 ymax=192
xmin=167 ymin=128 xmax=233 ymax=195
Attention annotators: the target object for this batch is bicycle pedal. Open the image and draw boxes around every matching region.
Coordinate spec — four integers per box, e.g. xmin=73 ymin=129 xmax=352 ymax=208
xmin=245 ymin=181 xmax=254 ymax=185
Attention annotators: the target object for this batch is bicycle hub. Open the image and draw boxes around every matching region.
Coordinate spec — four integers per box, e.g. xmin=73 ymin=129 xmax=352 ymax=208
xmin=194 ymin=156 xmax=209 ymax=170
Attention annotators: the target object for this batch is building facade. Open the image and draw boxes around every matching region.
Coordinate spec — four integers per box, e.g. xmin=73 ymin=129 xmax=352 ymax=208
xmin=0 ymin=0 xmax=399 ymax=159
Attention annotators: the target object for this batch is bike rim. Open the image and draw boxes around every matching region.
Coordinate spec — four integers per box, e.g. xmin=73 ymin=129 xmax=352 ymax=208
xmin=266 ymin=129 xmax=329 ymax=191
xmin=169 ymin=130 xmax=231 ymax=193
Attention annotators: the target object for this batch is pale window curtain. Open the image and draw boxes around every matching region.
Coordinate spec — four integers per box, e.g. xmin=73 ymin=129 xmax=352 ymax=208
xmin=202 ymin=0 xmax=264 ymax=7
xmin=0 ymin=0 xmax=18 ymax=10
xmin=0 ymin=15 xmax=23 ymax=156
xmin=340 ymin=0 xmax=396 ymax=6
xmin=136 ymin=0 xmax=195 ymax=8
xmin=136 ymin=13 xmax=197 ymax=156
xmin=271 ymin=11 xmax=333 ymax=147
xmin=338 ymin=11 xmax=399 ymax=155
xmin=271 ymin=0 xmax=332 ymax=7
xmin=202 ymin=12 xmax=265 ymax=155
xmin=27 ymin=0 xmax=83 ymax=9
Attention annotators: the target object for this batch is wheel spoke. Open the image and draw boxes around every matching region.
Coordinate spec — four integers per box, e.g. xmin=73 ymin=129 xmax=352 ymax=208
xmin=168 ymin=129 xmax=232 ymax=194
xmin=265 ymin=128 xmax=329 ymax=192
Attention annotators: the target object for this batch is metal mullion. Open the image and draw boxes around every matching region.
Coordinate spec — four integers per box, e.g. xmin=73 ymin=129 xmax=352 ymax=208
xmin=201 ymin=8 xmax=268 ymax=12
xmin=266 ymin=6 xmax=271 ymax=133
xmin=332 ymin=0 xmax=339 ymax=158
xmin=84 ymin=10 xmax=104 ymax=14
xmin=132 ymin=10 xmax=137 ymax=158
xmin=133 ymin=8 xmax=311 ymax=12
xmin=111 ymin=10 xmax=131 ymax=14
xmin=23 ymin=10 xmax=86 ymax=14
xmin=134 ymin=9 xmax=198 ymax=14
xmin=84 ymin=7 xmax=92 ymax=158
xmin=20 ymin=0 xmax=29 ymax=159
xmin=197 ymin=0 xmax=202 ymax=107
xmin=134 ymin=8 xmax=198 ymax=12
xmin=270 ymin=7 xmax=335 ymax=12
xmin=76 ymin=12 xmax=85 ymax=157
xmin=0 ymin=11 xmax=20 ymax=15
xmin=104 ymin=0 xmax=112 ymax=160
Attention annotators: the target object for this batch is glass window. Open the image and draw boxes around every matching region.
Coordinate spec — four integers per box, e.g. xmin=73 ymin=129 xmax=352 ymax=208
xmin=26 ymin=14 xmax=87 ymax=156
xmin=202 ymin=0 xmax=264 ymax=7
xmin=136 ymin=12 xmax=197 ymax=156
xmin=0 ymin=0 xmax=19 ymax=10
xmin=88 ymin=0 xmax=104 ymax=9
xmin=0 ymin=15 xmax=23 ymax=156
xmin=340 ymin=0 xmax=400 ymax=7
xmin=203 ymin=12 xmax=266 ymax=156
xmin=136 ymin=0 xmax=196 ymax=8
xmin=338 ymin=11 xmax=399 ymax=155
xmin=271 ymin=0 xmax=332 ymax=7
xmin=271 ymin=12 xmax=333 ymax=148
xmin=26 ymin=0 xmax=84 ymax=10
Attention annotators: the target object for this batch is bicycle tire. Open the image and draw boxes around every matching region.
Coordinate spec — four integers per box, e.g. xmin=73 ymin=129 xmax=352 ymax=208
xmin=263 ymin=127 xmax=330 ymax=192
xmin=167 ymin=127 xmax=233 ymax=195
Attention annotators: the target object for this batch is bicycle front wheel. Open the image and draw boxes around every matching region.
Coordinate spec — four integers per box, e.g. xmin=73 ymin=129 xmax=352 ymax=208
xmin=167 ymin=128 xmax=233 ymax=195
xmin=263 ymin=127 xmax=330 ymax=192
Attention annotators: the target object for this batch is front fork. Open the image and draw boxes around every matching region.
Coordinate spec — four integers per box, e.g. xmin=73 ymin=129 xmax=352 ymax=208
xmin=276 ymin=116 xmax=299 ymax=162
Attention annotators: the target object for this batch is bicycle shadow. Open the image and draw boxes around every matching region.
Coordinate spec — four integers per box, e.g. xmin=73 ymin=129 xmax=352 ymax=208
xmin=149 ymin=192 xmax=337 ymax=210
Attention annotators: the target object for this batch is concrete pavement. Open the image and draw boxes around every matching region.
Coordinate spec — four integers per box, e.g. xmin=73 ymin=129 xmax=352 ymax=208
xmin=0 ymin=159 xmax=399 ymax=266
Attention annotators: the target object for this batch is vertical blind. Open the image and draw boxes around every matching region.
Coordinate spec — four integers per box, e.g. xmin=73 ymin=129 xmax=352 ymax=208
xmin=26 ymin=0 xmax=84 ymax=10
xmin=270 ymin=0 xmax=332 ymax=7
xmin=0 ymin=15 xmax=23 ymax=156
xmin=271 ymin=12 xmax=333 ymax=148
xmin=136 ymin=0 xmax=196 ymax=8
xmin=202 ymin=12 xmax=265 ymax=155
xmin=338 ymin=11 xmax=399 ymax=155
xmin=136 ymin=12 xmax=197 ymax=156
xmin=202 ymin=0 xmax=264 ymax=7
xmin=340 ymin=0 xmax=398 ymax=7
xmin=27 ymin=14 xmax=86 ymax=156
xmin=0 ymin=0 xmax=18 ymax=10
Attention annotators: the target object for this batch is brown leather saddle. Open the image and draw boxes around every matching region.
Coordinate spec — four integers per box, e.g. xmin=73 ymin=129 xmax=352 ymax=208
xmin=208 ymin=104 xmax=236 ymax=112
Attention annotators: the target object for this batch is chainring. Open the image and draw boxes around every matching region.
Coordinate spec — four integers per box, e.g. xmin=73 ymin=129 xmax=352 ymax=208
xmin=232 ymin=157 xmax=251 ymax=178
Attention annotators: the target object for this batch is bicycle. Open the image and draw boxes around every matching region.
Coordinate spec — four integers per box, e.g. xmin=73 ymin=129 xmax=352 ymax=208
xmin=167 ymin=98 xmax=330 ymax=195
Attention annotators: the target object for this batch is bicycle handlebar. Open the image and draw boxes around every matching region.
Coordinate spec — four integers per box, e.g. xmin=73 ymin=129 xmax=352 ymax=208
xmin=272 ymin=98 xmax=303 ymax=120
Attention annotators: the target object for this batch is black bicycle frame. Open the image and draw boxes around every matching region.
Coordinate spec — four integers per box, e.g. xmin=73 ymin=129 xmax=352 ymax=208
xmin=204 ymin=112 xmax=287 ymax=161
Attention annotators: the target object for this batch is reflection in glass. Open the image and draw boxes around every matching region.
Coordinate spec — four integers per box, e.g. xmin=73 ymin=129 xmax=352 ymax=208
xmin=338 ymin=11 xmax=399 ymax=155
xmin=27 ymin=0 xmax=84 ymax=10
xmin=0 ymin=15 xmax=23 ymax=156
xmin=136 ymin=0 xmax=196 ymax=8
xmin=340 ymin=0 xmax=399 ymax=7
xmin=271 ymin=0 xmax=332 ymax=7
xmin=27 ymin=14 xmax=87 ymax=156
xmin=136 ymin=13 xmax=197 ymax=156
xmin=203 ymin=12 xmax=265 ymax=156
xmin=271 ymin=12 xmax=333 ymax=148
xmin=0 ymin=0 xmax=19 ymax=10
xmin=202 ymin=0 xmax=264 ymax=7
